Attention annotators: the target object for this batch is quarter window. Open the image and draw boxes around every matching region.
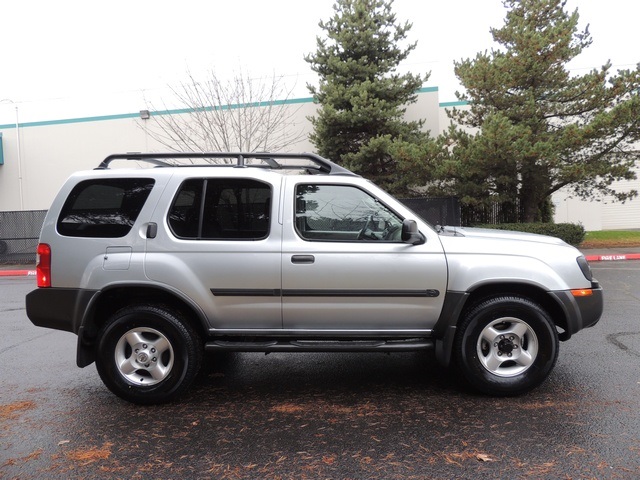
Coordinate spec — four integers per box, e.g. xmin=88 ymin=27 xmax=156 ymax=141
xmin=295 ymin=184 xmax=403 ymax=242
xmin=168 ymin=179 xmax=271 ymax=240
xmin=57 ymin=178 xmax=155 ymax=238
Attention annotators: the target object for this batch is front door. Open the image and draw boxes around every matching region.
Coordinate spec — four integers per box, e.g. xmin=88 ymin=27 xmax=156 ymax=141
xmin=282 ymin=181 xmax=447 ymax=332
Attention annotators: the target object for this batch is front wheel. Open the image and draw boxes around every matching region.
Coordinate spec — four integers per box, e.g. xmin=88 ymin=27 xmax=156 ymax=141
xmin=454 ymin=296 xmax=559 ymax=396
xmin=95 ymin=304 xmax=202 ymax=404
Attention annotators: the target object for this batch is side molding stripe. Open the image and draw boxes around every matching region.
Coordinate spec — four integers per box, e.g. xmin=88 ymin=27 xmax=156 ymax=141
xmin=211 ymin=289 xmax=440 ymax=298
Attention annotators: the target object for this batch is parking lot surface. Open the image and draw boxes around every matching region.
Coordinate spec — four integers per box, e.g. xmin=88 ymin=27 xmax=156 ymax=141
xmin=1 ymin=262 xmax=639 ymax=479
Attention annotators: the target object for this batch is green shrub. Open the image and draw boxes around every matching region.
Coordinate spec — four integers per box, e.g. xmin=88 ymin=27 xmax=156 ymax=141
xmin=472 ymin=223 xmax=586 ymax=246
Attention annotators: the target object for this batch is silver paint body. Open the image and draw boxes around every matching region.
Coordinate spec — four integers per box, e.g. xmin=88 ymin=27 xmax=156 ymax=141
xmin=38 ymin=166 xmax=593 ymax=336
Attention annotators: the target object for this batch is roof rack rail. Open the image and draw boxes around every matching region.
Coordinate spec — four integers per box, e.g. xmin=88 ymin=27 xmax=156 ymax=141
xmin=96 ymin=152 xmax=357 ymax=176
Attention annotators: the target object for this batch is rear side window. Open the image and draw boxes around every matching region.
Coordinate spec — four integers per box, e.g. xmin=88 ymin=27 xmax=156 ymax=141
xmin=57 ymin=178 xmax=155 ymax=238
xmin=168 ymin=178 xmax=271 ymax=240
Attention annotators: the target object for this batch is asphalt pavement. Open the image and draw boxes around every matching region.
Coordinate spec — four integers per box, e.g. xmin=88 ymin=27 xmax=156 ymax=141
xmin=1 ymin=261 xmax=639 ymax=479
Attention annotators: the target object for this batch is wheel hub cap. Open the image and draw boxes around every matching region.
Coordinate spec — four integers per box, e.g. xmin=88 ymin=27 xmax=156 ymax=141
xmin=497 ymin=336 xmax=517 ymax=355
xmin=136 ymin=351 xmax=150 ymax=364
xmin=477 ymin=318 xmax=539 ymax=377
xmin=114 ymin=327 xmax=174 ymax=386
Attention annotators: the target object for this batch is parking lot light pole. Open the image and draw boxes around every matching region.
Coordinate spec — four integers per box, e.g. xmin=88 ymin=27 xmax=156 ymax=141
xmin=1 ymin=99 xmax=24 ymax=210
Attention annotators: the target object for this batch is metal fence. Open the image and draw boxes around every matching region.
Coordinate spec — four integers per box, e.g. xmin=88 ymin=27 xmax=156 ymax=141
xmin=0 ymin=210 xmax=47 ymax=265
xmin=460 ymin=201 xmax=522 ymax=226
xmin=399 ymin=197 xmax=461 ymax=227
xmin=459 ymin=198 xmax=555 ymax=225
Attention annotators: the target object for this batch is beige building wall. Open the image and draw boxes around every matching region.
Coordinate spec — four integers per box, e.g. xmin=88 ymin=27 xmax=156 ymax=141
xmin=553 ymin=167 xmax=640 ymax=230
xmin=0 ymin=88 xmax=439 ymax=211
xmin=553 ymin=193 xmax=604 ymax=231
xmin=1 ymin=117 xmax=151 ymax=211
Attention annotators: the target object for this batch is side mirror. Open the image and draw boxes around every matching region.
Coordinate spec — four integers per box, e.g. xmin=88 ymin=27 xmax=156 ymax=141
xmin=401 ymin=219 xmax=425 ymax=245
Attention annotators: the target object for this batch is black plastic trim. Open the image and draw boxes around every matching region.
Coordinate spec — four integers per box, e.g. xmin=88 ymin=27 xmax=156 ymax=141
xmin=211 ymin=288 xmax=282 ymax=297
xmin=548 ymin=284 xmax=604 ymax=340
xmin=206 ymin=328 xmax=433 ymax=338
xmin=205 ymin=338 xmax=434 ymax=353
xmin=433 ymin=291 xmax=469 ymax=367
xmin=283 ymin=289 xmax=440 ymax=297
xmin=433 ymin=291 xmax=469 ymax=337
xmin=98 ymin=152 xmax=357 ymax=176
xmin=211 ymin=288 xmax=440 ymax=297
xmin=26 ymin=288 xmax=98 ymax=334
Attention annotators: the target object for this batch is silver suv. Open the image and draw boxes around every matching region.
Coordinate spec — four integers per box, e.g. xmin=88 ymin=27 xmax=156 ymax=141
xmin=26 ymin=153 xmax=603 ymax=404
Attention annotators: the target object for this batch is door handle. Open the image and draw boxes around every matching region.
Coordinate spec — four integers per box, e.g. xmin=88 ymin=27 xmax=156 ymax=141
xmin=146 ymin=222 xmax=158 ymax=239
xmin=291 ymin=255 xmax=315 ymax=264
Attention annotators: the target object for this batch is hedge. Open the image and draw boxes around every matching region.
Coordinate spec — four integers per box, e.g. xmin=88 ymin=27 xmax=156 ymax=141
xmin=472 ymin=223 xmax=586 ymax=246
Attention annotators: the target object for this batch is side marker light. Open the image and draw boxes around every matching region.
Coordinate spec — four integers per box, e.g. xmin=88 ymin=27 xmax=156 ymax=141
xmin=570 ymin=289 xmax=593 ymax=297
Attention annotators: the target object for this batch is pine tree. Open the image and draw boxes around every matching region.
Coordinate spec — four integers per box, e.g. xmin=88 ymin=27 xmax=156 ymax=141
xmin=441 ymin=0 xmax=640 ymax=223
xmin=306 ymin=0 xmax=429 ymax=193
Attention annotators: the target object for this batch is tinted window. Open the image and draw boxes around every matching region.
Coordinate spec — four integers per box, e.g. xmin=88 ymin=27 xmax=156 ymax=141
xmin=57 ymin=178 xmax=155 ymax=238
xmin=295 ymin=184 xmax=403 ymax=242
xmin=168 ymin=178 xmax=271 ymax=240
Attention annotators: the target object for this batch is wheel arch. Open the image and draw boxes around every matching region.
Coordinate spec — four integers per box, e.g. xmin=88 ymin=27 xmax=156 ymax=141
xmin=434 ymin=281 xmax=569 ymax=367
xmin=76 ymin=284 xmax=208 ymax=367
xmin=464 ymin=282 xmax=568 ymax=334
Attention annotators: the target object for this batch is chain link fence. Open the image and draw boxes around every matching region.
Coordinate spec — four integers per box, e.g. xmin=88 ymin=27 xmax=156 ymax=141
xmin=0 ymin=210 xmax=47 ymax=265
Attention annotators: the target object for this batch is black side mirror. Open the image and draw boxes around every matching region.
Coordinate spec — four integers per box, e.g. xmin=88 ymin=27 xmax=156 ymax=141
xmin=401 ymin=219 xmax=425 ymax=245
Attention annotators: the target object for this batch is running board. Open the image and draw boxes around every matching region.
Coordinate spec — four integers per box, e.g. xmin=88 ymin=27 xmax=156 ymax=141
xmin=205 ymin=338 xmax=434 ymax=353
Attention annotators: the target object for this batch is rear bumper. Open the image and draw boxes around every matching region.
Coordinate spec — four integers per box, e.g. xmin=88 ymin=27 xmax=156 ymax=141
xmin=26 ymin=288 xmax=97 ymax=335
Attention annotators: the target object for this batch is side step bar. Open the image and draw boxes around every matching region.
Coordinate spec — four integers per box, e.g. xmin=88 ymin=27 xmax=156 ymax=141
xmin=205 ymin=338 xmax=434 ymax=353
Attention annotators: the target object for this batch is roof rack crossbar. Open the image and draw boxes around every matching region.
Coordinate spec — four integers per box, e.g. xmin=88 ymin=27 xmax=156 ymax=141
xmin=95 ymin=152 xmax=356 ymax=176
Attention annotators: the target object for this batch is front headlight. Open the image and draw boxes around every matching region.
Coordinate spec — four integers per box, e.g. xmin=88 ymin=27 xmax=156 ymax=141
xmin=576 ymin=256 xmax=593 ymax=281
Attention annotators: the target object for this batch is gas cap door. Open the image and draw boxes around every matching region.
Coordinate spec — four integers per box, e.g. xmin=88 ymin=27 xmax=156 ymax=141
xmin=103 ymin=246 xmax=133 ymax=270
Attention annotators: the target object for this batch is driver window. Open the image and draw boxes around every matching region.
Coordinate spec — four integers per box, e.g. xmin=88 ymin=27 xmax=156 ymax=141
xmin=295 ymin=184 xmax=403 ymax=242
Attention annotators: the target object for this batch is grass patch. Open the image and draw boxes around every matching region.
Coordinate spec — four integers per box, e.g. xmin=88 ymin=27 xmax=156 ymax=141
xmin=580 ymin=230 xmax=640 ymax=248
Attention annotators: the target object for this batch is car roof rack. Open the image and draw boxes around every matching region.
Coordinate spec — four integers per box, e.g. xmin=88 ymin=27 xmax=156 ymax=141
xmin=96 ymin=152 xmax=357 ymax=176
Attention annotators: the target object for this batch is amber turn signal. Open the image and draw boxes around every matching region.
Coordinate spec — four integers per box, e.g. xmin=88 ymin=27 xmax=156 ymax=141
xmin=570 ymin=289 xmax=593 ymax=297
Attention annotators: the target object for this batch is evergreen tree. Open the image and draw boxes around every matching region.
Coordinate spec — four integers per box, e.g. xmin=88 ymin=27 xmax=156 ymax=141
xmin=306 ymin=0 xmax=429 ymax=193
xmin=440 ymin=0 xmax=640 ymax=222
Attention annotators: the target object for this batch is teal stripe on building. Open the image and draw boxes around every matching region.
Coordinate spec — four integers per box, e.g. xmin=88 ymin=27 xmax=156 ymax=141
xmin=0 ymin=86 xmax=459 ymax=130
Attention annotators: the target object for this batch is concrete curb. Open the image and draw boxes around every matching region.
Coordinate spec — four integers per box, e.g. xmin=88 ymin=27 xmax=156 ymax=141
xmin=584 ymin=253 xmax=640 ymax=262
xmin=0 ymin=269 xmax=36 ymax=277
xmin=2 ymin=251 xmax=639 ymax=278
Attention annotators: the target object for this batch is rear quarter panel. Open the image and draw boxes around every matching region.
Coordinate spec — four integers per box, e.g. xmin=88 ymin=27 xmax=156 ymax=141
xmin=40 ymin=170 xmax=172 ymax=289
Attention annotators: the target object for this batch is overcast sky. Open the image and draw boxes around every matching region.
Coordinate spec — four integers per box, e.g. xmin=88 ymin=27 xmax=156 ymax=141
xmin=0 ymin=0 xmax=637 ymax=124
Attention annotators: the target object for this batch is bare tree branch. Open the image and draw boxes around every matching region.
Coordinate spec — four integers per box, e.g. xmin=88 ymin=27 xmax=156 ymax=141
xmin=142 ymin=69 xmax=306 ymax=154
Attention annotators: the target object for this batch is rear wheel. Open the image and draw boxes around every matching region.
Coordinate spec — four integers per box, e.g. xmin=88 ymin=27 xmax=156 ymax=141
xmin=454 ymin=296 xmax=559 ymax=396
xmin=95 ymin=304 xmax=202 ymax=404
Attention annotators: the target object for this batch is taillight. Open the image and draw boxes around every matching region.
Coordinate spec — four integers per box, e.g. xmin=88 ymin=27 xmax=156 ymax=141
xmin=36 ymin=243 xmax=51 ymax=288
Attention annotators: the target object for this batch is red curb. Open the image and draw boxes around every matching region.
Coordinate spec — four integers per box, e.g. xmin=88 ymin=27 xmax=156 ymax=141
xmin=0 ymin=270 xmax=36 ymax=277
xmin=585 ymin=253 xmax=640 ymax=262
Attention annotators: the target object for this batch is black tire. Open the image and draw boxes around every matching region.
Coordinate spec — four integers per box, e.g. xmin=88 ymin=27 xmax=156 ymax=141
xmin=95 ymin=304 xmax=202 ymax=405
xmin=454 ymin=296 xmax=559 ymax=396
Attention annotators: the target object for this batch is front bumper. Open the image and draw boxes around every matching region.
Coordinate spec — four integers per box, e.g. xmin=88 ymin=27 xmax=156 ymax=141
xmin=549 ymin=281 xmax=604 ymax=340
